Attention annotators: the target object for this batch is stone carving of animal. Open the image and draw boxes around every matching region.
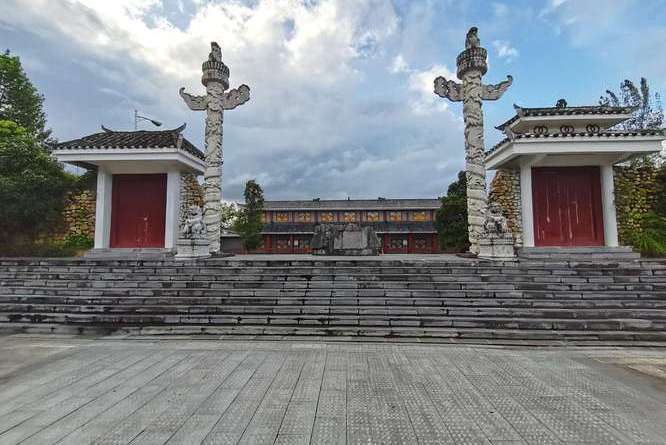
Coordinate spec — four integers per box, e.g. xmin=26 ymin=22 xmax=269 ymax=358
xmin=181 ymin=206 xmax=207 ymax=239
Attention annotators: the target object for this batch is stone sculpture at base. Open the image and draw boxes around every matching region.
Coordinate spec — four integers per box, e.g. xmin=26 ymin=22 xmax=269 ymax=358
xmin=175 ymin=206 xmax=210 ymax=260
xmin=311 ymin=223 xmax=381 ymax=256
xmin=478 ymin=203 xmax=515 ymax=260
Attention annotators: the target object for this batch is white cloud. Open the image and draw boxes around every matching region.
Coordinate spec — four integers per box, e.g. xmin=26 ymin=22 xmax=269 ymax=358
xmin=389 ymin=54 xmax=410 ymax=74
xmin=407 ymin=64 xmax=456 ymax=115
xmin=492 ymin=40 xmax=518 ymax=62
xmin=0 ymin=0 xmax=464 ymax=200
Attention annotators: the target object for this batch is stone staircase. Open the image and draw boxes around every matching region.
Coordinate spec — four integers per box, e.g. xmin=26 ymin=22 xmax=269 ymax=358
xmin=1 ymin=257 xmax=665 ymax=344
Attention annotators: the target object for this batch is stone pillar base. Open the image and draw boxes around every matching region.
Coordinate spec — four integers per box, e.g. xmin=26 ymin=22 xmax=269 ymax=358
xmin=175 ymin=238 xmax=211 ymax=260
xmin=478 ymin=235 xmax=516 ymax=260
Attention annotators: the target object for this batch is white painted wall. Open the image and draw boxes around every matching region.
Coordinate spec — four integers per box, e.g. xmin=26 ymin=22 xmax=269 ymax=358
xmin=94 ymin=169 xmax=113 ymax=249
xmin=519 ymin=161 xmax=535 ymax=247
xmin=600 ymin=164 xmax=619 ymax=247
xmin=164 ymin=171 xmax=181 ymax=249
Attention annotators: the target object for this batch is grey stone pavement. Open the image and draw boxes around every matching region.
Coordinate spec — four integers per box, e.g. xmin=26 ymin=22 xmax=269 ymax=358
xmin=1 ymin=336 xmax=666 ymax=444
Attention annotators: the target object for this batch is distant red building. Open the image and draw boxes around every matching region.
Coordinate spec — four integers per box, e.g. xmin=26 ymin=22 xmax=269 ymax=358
xmin=252 ymin=198 xmax=441 ymax=254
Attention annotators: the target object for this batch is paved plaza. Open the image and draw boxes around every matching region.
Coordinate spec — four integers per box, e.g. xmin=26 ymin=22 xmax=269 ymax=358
xmin=0 ymin=336 xmax=665 ymax=444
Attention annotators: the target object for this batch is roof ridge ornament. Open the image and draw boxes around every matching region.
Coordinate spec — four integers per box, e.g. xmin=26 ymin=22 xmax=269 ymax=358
xmin=101 ymin=125 xmax=113 ymax=133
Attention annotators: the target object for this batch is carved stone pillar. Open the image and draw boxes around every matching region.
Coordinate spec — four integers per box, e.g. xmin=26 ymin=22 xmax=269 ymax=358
xmin=180 ymin=42 xmax=250 ymax=253
xmin=434 ymin=27 xmax=512 ymax=254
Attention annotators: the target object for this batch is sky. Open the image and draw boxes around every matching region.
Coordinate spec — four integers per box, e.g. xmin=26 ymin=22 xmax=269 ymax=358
xmin=1 ymin=0 xmax=665 ymax=201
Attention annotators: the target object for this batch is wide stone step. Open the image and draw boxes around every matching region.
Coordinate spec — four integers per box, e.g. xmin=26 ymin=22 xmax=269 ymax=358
xmin=3 ymin=294 xmax=665 ymax=308
xmin=3 ymin=303 xmax=666 ymax=320
xmin=4 ymin=277 xmax=664 ymax=288
xmin=3 ymin=273 xmax=664 ymax=286
xmin=2 ymin=311 xmax=665 ymax=331
xmin=3 ymin=322 xmax=665 ymax=345
xmin=3 ymin=287 xmax=665 ymax=303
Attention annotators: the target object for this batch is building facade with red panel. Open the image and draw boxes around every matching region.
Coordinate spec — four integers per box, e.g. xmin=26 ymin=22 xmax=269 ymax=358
xmin=487 ymin=102 xmax=665 ymax=249
xmin=53 ymin=125 xmax=206 ymax=252
xmin=258 ymin=199 xmax=441 ymax=254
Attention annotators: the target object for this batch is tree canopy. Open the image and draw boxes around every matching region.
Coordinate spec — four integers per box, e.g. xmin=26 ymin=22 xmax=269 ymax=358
xmin=0 ymin=50 xmax=50 ymax=142
xmin=434 ymin=171 xmax=469 ymax=253
xmin=0 ymin=120 xmax=73 ymax=249
xmin=599 ymin=77 xmax=663 ymax=130
xmin=233 ymin=180 xmax=265 ymax=251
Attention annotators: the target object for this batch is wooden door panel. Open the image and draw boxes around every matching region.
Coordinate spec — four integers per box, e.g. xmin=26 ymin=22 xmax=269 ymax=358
xmin=532 ymin=167 xmax=604 ymax=247
xmin=532 ymin=170 xmax=566 ymax=246
xmin=110 ymin=174 xmax=167 ymax=248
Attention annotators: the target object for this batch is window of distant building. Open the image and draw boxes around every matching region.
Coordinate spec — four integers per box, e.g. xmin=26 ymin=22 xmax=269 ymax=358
xmin=388 ymin=211 xmax=402 ymax=222
xmin=295 ymin=212 xmax=312 ymax=223
xmin=275 ymin=212 xmax=290 ymax=223
xmin=410 ymin=211 xmax=427 ymax=221
xmin=342 ymin=212 xmax=357 ymax=222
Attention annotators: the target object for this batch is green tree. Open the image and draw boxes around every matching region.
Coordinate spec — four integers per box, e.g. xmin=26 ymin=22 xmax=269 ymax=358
xmin=599 ymin=78 xmax=666 ymax=256
xmin=435 ymin=171 xmax=469 ymax=252
xmin=0 ymin=50 xmax=50 ymax=141
xmin=220 ymin=201 xmax=239 ymax=232
xmin=233 ymin=180 xmax=265 ymax=251
xmin=599 ymin=77 xmax=663 ymax=130
xmin=0 ymin=120 xmax=73 ymax=249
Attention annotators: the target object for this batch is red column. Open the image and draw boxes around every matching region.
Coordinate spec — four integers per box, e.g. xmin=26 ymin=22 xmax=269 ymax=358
xmin=289 ymin=234 xmax=294 ymax=254
xmin=408 ymin=233 xmax=414 ymax=254
xmin=383 ymin=233 xmax=389 ymax=254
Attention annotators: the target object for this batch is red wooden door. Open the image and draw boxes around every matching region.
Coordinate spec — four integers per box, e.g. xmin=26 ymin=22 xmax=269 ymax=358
xmin=384 ymin=234 xmax=409 ymax=253
xmin=110 ymin=174 xmax=167 ymax=248
xmin=412 ymin=234 xmax=432 ymax=253
xmin=532 ymin=167 xmax=604 ymax=247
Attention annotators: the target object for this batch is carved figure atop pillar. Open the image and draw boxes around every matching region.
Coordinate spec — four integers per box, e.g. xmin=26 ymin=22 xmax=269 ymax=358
xmin=434 ymin=27 xmax=512 ymax=254
xmin=180 ymin=42 xmax=250 ymax=254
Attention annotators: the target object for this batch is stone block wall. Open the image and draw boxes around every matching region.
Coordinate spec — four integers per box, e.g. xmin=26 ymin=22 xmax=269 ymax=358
xmin=489 ymin=169 xmax=523 ymax=247
xmin=61 ymin=190 xmax=96 ymax=240
xmin=180 ymin=173 xmax=204 ymax=223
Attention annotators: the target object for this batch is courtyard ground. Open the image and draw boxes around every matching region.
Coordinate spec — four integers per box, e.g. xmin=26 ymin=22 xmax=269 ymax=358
xmin=0 ymin=335 xmax=665 ymax=444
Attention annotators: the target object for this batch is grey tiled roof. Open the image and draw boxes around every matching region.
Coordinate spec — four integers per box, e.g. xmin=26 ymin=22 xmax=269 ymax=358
xmin=263 ymin=198 xmax=441 ymax=210
xmin=495 ymin=104 xmax=635 ymax=131
xmin=56 ymin=124 xmax=204 ymax=160
xmin=261 ymin=222 xmax=436 ymax=234
xmin=487 ymin=128 xmax=665 ymax=156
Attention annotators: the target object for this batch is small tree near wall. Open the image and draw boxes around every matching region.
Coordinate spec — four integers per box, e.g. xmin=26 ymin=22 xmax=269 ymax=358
xmin=435 ymin=171 xmax=470 ymax=253
xmin=233 ymin=180 xmax=264 ymax=252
